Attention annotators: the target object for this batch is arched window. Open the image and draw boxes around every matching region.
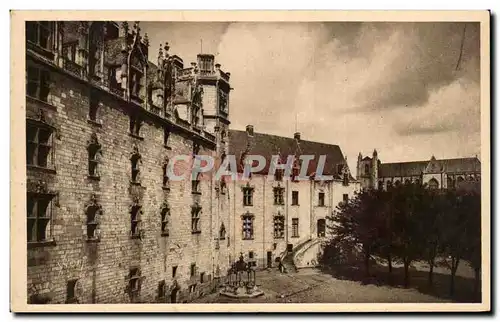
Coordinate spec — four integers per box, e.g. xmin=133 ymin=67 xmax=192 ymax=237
xmin=395 ymin=180 xmax=401 ymax=187
xmin=378 ymin=181 xmax=384 ymax=190
xmin=428 ymin=178 xmax=439 ymax=190
xmin=404 ymin=179 xmax=411 ymax=185
xmin=364 ymin=164 xmax=369 ymax=175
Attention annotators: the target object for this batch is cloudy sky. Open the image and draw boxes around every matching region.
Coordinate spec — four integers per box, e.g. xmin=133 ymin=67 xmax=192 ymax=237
xmin=142 ymin=22 xmax=481 ymax=172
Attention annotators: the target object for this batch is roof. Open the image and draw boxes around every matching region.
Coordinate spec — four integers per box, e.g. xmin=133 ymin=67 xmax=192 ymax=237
xmin=228 ymin=129 xmax=353 ymax=178
xmin=379 ymin=157 xmax=481 ymax=178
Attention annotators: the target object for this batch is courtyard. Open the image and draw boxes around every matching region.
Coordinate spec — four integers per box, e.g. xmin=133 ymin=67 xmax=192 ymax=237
xmin=193 ymin=261 xmax=478 ymax=304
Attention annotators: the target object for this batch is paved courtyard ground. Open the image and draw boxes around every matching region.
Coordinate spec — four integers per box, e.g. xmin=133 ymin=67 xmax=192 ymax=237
xmin=193 ymin=267 xmax=456 ymax=303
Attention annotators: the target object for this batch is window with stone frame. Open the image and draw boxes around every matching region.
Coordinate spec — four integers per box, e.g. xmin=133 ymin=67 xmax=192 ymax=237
xmin=27 ymin=192 xmax=55 ymax=243
xmin=273 ymin=187 xmax=285 ymax=205
xmin=129 ymin=145 xmax=142 ymax=184
xmin=126 ymin=267 xmax=143 ymax=303
xmin=292 ymin=218 xmax=299 ymax=238
xmin=27 ymin=65 xmax=51 ymax=102
xmin=129 ymin=112 xmax=143 ymax=139
xmin=219 ymin=223 xmax=226 ymax=240
xmin=242 ymin=213 xmax=254 ymax=240
xmin=129 ymin=198 xmax=143 ymax=238
xmin=274 ymin=168 xmax=284 ymax=181
xmin=65 ymin=279 xmax=81 ymax=304
xmin=85 ymin=194 xmax=102 ymax=241
xmin=273 ymin=214 xmax=285 ymax=239
xmin=318 ymin=192 xmax=325 ymax=206
xmin=343 ymin=194 xmax=349 ymax=204
xmin=191 ymin=173 xmax=201 ymax=194
xmin=157 ymin=280 xmax=166 ymax=303
xmin=242 ymin=186 xmax=254 ymax=206
xmin=26 ymin=120 xmax=54 ymax=169
xmin=87 ymin=133 xmax=102 ymax=179
xmin=291 ymin=190 xmax=299 ymax=206
xmin=160 ymin=202 xmax=170 ymax=236
xmin=191 ymin=204 xmax=201 ymax=234
xmin=26 ymin=21 xmax=52 ymax=50
xmin=190 ymin=263 xmax=197 ymax=278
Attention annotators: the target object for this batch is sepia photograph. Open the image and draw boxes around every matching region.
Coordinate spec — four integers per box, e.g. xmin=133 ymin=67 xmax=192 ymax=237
xmin=10 ymin=10 xmax=490 ymax=312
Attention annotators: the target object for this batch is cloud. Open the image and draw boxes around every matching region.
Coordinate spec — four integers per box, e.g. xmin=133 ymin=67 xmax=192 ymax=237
xmin=143 ymin=21 xmax=481 ymax=173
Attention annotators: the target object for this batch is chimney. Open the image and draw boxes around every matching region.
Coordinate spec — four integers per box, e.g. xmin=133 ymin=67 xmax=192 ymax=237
xmin=246 ymin=125 xmax=254 ymax=137
xmin=294 ymin=132 xmax=301 ymax=141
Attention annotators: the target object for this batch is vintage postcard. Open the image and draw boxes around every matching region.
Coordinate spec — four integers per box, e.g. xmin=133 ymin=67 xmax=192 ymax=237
xmin=10 ymin=10 xmax=490 ymax=312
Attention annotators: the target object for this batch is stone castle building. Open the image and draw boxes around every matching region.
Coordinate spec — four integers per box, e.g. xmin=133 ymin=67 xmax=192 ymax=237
xmin=25 ymin=20 xmax=359 ymax=304
xmin=357 ymin=150 xmax=481 ymax=190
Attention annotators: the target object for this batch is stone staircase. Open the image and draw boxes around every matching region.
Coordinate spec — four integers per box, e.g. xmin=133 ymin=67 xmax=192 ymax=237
xmin=280 ymin=238 xmax=316 ymax=273
xmin=293 ymin=238 xmax=324 ymax=269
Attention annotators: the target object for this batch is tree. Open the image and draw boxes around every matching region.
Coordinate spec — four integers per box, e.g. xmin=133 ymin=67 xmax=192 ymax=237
xmin=440 ymin=189 xmax=480 ymax=296
xmin=419 ymin=188 xmax=447 ymax=288
xmin=328 ymin=189 xmax=386 ymax=277
xmin=460 ymin=189 xmax=481 ymax=299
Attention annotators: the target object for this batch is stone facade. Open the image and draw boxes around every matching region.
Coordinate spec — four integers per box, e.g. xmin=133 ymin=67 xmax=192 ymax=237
xmin=26 ymin=21 xmax=230 ymax=304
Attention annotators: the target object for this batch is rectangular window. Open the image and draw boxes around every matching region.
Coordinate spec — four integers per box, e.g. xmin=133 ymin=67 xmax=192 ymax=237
xmin=191 ymin=206 xmax=201 ymax=233
xmin=27 ymin=66 xmax=51 ymax=102
xmin=26 ymin=21 xmax=51 ymax=50
xmin=27 ymin=193 xmax=54 ymax=243
xmin=273 ymin=187 xmax=284 ymax=205
xmin=89 ymin=95 xmax=99 ymax=122
xmin=318 ymin=192 xmax=325 ymax=207
xmin=26 ymin=121 xmax=54 ymax=168
xmin=157 ymin=280 xmax=166 ymax=302
xmin=190 ymin=263 xmax=196 ymax=278
xmin=343 ymin=194 xmax=349 ymax=203
xmin=130 ymin=203 xmax=142 ymax=238
xmin=273 ymin=215 xmax=285 ymax=239
xmin=291 ymin=191 xmax=299 ymax=205
xmin=274 ymin=168 xmax=283 ymax=181
xmin=161 ymin=205 xmax=170 ymax=236
xmin=200 ymin=272 xmax=205 ymax=284
xmin=191 ymin=179 xmax=201 ymax=194
xmin=129 ymin=114 xmax=142 ymax=138
xmin=65 ymin=279 xmax=79 ymax=303
xmin=292 ymin=218 xmax=299 ymax=238
xmin=242 ymin=214 xmax=254 ymax=240
xmin=172 ymin=266 xmax=178 ymax=278
xmin=243 ymin=187 xmax=253 ymax=206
